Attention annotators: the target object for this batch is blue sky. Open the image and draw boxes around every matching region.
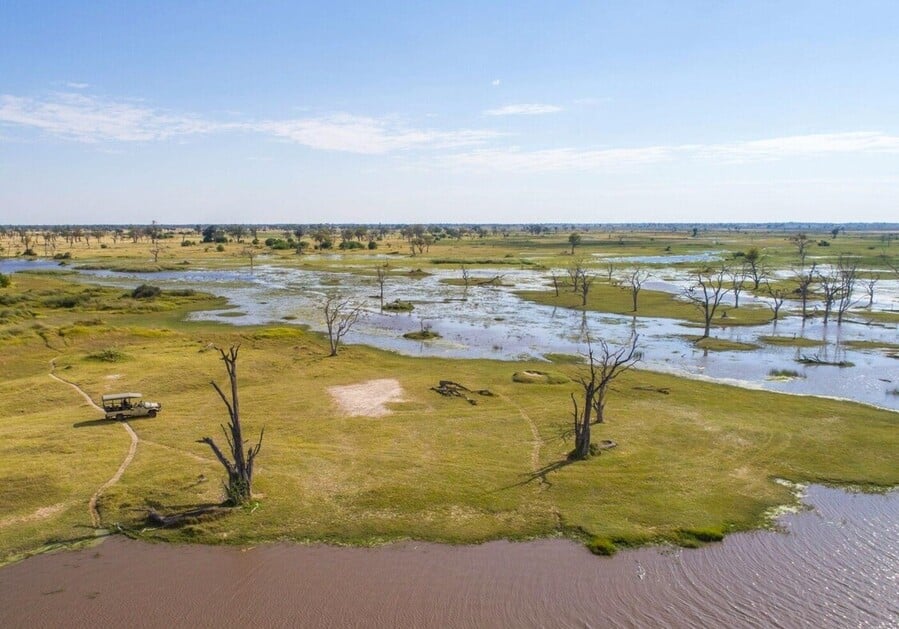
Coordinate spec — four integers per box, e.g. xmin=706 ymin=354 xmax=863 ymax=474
xmin=2 ymin=1 xmax=898 ymax=224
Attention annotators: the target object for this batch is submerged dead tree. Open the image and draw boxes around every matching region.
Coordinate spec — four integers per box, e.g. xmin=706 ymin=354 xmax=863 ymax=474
xmin=570 ymin=334 xmax=640 ymax=460
xmin=197 ymin=346 xmax=264 ymax=506
xmin=683 ymin=265 xmax=731 ymax=339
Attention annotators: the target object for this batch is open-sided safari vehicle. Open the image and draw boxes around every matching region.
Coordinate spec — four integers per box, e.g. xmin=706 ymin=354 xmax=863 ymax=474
xmin=102 ymin=393 xmax=161 ymax=420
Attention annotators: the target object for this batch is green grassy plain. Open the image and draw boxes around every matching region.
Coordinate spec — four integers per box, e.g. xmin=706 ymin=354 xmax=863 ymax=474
xmin=1 ymin=269 xmax=897 ymax=564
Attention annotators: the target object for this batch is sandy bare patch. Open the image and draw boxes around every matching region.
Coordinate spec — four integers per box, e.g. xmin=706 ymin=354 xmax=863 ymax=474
xmin=0 ymin=502 xmax=69 ymax=529
xmin=329 ymin=379 xmax=405 ymax=417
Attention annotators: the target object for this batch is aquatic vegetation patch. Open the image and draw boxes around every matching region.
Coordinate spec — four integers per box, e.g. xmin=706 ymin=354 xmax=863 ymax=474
xmin=768 ymin=368 xmax=805 ymax=379
xmin=760 ymin=335 xmax=825 ymax=348
xmin=383 ymin=299 xmax=414 ymax=312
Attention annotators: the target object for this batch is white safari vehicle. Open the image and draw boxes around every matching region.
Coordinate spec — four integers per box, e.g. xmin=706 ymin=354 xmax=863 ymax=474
xmin=102 ymin=393 xmax=161 ymax=420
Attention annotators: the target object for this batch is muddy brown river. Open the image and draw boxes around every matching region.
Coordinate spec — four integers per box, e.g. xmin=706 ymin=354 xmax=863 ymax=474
xmin=1 ymin=485 xmax=896 ymax=628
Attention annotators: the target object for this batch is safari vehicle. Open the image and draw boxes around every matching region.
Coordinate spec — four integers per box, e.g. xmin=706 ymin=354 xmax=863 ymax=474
xmin=102 ymin=393 xmax=161 ymax=420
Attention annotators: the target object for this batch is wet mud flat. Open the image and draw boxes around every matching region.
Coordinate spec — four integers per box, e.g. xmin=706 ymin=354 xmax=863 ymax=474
xmin=1 ymin=486 xmax=896 ymax=628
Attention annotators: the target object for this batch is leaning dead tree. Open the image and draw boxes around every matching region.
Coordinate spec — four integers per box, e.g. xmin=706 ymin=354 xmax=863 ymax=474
xmin=569 ymin=334 xmax=640 ymax=460
xmin=323 ymin=294 xmax=365 ymax=356
xmin=197 ymin=346 xmax=264 ymax=506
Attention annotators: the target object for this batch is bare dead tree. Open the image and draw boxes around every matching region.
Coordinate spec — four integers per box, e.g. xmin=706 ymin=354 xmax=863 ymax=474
xmin=569 ymin=334 xmax=640 ymax=460
xmin=728 ymin=263 xmax=749 ymax=308
xmin=683 ymin=265 xmax=731 ymax=339
xmin=817 ymin=267 xmax=841 ymax=324
xmin=861 ymin=275 xmax=879 ymax=308
xmin=375 ymin=266 xmax=387 ymax=309
xmin=793 ymin=262 xmax=817 ymax=319
xmin=577 ymin=268 xmax=594 ymax=306
xmin=790 ymin=233 xmax=811 ymax=268
xmin=764 ymin=280 xmax=787 ymax=321
xmin=835 ymin=256 xmax=859 ymax=324
xmin=550 ymin=271 xmax=560 ymax=296
xmin=149 ymin=243 xmax=163 ymax=263
xmin=197 ymin=346 xmax=264 ymax=506
xmin=242 ymin=246 xmax=257 ymax=272
xmin=460 ymin=265 xmax=471 ymax=289
xmin=323 ymin=295 xmax=365 ymax=356
xmin=605 ymin=261 xmax=615 ymax=284
xmin=626 ymin=268 xmax=650 ymax=312
xmin=567 ymin=261 xmax=583 ymax=293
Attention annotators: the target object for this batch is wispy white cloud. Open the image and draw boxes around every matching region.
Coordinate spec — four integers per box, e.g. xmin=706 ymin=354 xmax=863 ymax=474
xmin=0 ymin=93 xmax=218 ymax=142
xmin=0 ymin=92 xmax=500 ymax=154
xmin=491 ymin=79 xmax=501 ymax=87
xmin=484 ymin=103 xmax=563 ymax=116
xmin=446 ymin=146 xmax=671 ymax=172
xmin=445 ymin=132 xmax=899 ymax=173
xmin=66 ymin=82 xmax=90 ymax=89
xmin=255 ymin=114 xmax=499 ymax=154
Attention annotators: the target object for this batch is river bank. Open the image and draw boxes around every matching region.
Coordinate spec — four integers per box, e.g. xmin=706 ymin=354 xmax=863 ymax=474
xmin=1 ymin=485 xmax=896 ymax=628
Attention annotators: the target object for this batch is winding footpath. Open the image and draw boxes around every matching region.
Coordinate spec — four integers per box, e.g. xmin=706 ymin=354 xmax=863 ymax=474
xmin=48 ymin=360 xmax=139 ymax=529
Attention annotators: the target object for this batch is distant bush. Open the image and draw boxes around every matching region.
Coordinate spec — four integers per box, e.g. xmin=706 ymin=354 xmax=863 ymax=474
xmin=100 ymin=243 xmax=108 ymax=249
xmin=167 ymin=289 xmax=196 ymax=297
xmin=181 ymin=240 xmax=196 ymax=247
xmin=44 ymin=294 xmax=88 ymax=308
xmin=319 ymin=240 xmax=333 ymax=249
xmin=86 ymin=348 xmax=129 ymax=363
xmin=216 ymin=244 xmax=226 ymax=252
xmin=818 ymin=240 xmax=830 ymax=247
xmin=265 ymin=238 xmax=293 ymax=250
xmin=367 ymin=240 xmax=377 ymax=250
xmin=339 ymin=240 xmax=365 ymax=250
xmin=383 ymin=299 xmax=414 ymax=312
xmin=132 ymin=284 xmax=161 ymax=299
xmin=22 ymin=249 xmax=37 ymax=257
xmin=53 ymin=252 xmax=72 ymax=260
xmin=0 ymin=273 xmax=10 ymax=288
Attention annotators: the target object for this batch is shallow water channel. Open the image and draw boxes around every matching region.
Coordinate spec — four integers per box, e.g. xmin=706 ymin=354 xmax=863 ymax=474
xmin=1 ymin=485 xmax=896 ymax=628
xmin=7 ymin=258 xmax=897 ymax=410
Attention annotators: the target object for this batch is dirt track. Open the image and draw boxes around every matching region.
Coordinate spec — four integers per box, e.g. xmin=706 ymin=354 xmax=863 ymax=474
xmin=49 ymin=361 xmax=139 ymax=528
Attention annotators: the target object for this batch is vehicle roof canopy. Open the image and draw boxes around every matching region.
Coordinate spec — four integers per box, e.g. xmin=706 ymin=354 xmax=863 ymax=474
xmin=102 ymin=393 xmax=143 ymax=401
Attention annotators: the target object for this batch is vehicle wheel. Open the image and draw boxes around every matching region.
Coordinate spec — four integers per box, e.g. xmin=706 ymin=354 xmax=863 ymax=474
xmin=148 ymin=410 xmax=157 ymax=418
xmin=115 ymin=414 xmax=124 ymax=421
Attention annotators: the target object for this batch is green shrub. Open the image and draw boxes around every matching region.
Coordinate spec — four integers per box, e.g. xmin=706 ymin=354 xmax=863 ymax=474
xmin=132 ymin=284 xmax=162 ymax=299
xmin=587 ymin=538 xmax=617 ymax=556
xmin=86 ymin=348 xmax=129 ymax=362
xmin=367 ymin=240 xmax=377 ymax=250
xmin=0 ymin=273 xmax=9 ymax=288
xmin=43 ymin=294 xmax=89 ymax=308
xmin=216 ymin=244 xmax=226 ymax=252
xmin=339 ymin=240 xmax=365 ymax=250
xmin=53 ymin=252 xmax=72 ymax=260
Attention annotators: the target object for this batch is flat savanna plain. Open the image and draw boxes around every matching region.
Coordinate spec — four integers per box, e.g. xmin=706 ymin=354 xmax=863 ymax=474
xmin=0 ymin=227 xmax=897 ymax=564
